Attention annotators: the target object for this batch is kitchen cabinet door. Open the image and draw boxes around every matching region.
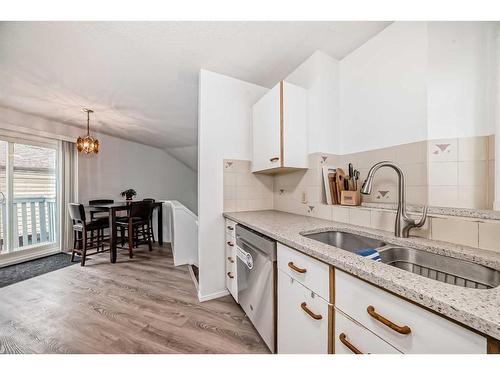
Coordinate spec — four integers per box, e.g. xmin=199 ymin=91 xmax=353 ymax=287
xmin=252 ymin=83 xmax=281 ymax=172
xmin=277 ymin=269 xmax=330 ymax=354
xmin=252 ymin=81 xmax=308 ymax=173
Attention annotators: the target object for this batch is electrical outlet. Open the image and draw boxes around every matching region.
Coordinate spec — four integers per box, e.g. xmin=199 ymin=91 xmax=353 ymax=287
xmin=302 ymin=191 xmax=307 ymax=204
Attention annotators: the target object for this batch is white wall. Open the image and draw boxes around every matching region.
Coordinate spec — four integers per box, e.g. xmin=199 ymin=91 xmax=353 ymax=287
xmin=198 ymin=69 xmax=267 ymax=300
xmin=427 ymin=22 xmax=498 ymax=139
xmin=286 ymin=51 xmax=341 ymax=155
xmin=78 ymin=133 xmax=197 ymax=213
xmin=339 ymin=22 xmax=428 ymax=154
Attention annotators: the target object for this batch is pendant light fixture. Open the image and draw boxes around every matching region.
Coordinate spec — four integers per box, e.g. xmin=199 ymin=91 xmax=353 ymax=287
xmin=77 ymin=108 xmax=99 ymax=154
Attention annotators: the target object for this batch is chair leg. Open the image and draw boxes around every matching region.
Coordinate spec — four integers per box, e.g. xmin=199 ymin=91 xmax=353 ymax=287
xmin=81 ymin=231 xmax=87 ymax=266
xmin=120 ymin=227 xmax=125 ymax=246
xmin=128 ymin=222 xmax=134 ymax=258
xmin=150 ymin=219 xmax=155 ymax=243
xmin=147 ymin=223 xmax=153 ymax=251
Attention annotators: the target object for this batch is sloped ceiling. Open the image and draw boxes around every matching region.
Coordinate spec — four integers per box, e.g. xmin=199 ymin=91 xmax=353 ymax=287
xmin=0 ymin=21 xmax=390 ymax=170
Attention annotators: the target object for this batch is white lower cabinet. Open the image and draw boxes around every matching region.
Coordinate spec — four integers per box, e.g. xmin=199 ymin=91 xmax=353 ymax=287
xmin=335 ymin=309 xmax=401 ymax=354
xmin=225 ymin=221 xmax=238 ymax=302
xmin=277 ymin=269 xmax=331 ymax=354
xmin=335 ymin=270 xmax=487 ymax=354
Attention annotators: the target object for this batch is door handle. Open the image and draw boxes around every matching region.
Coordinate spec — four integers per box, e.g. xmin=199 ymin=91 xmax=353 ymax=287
xmin=227 ymin=241 xmax=234 ymax=246
xmin=227 ymin=272 xmax=235 ymax=279
xmin=227 ymin=256 xmax=234 ymax=263
xmin=269 ymin=157 xmax=279 ymax=162
xmin=339 ymin=333 xmax=363 ymax=354
xmin=300 ymin=302 xmax=322 ymax=320
xmin=288 ymin=261 xmax=306 ymax=274
xmin=367 ymin=305 xmax=411 ymax=335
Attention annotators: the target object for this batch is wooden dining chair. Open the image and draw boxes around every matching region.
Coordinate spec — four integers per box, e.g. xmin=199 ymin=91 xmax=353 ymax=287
xmin=142 ymin=198 xmax=156 ymax=243
xmin=89 ymin=199 xmax=114 ymax=221
xmin=116 ymin=201 xmax=153 ymax=258
xmin=68 ymin=203 xmax=110 ymax=266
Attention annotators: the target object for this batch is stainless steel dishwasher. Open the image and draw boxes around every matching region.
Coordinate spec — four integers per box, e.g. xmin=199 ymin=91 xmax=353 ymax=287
xmin=235 ymin=224 xmax=277 ymax=353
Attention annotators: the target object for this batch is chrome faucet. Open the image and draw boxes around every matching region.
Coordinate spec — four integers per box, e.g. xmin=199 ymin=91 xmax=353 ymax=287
xmin=360 ymin=161 xmax=427 ymax=238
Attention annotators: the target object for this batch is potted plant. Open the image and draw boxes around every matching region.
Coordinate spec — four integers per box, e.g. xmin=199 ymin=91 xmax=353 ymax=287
xmin=121 ymin=189 xmax=137 ymax=201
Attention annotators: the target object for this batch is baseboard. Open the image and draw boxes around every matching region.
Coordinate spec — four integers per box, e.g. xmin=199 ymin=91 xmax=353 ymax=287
xmin=198 ymin=288 xmax=229 ymax=302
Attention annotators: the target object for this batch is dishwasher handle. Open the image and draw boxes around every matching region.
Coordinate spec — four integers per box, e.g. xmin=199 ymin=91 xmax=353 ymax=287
xmin=236 ymin=246 xmax=254 ymax=270
xmin=237 ymin=236 xmax=273 ymax=260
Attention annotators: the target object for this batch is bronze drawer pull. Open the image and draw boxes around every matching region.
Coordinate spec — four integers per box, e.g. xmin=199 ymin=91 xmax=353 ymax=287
xmin=227 ymin=241 xmax=234 ymax=246
xmin=367 ymin=305 xmax=411 ymax=335
xmin=227 ymin=272 xmax=235 ymax=279
xmin=288 ymin=261 xmax=306 ymax=274
xmin=300 ymin=302 xmax=322 ymax=320
xmin=339 ymin=333 xmax=363 ymax=354
xmin=269 ymin=157 xmax=279 ymax=162
xmin=227 ymin=226 xmax=234 ymax=231
xmin=227 ymin=256 xmax=234 ymax=263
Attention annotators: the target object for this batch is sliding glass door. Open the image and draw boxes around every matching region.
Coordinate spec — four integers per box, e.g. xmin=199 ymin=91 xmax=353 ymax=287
xmin=0 ymin=136 xmax=59 ymax=260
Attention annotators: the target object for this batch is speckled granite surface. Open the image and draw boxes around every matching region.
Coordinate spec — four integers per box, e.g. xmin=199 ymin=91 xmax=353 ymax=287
xmin=223 ymin=210 xmax=500 ymax=340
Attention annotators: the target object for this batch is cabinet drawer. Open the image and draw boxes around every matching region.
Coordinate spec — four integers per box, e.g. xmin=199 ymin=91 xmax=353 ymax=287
xmin=225 ymin=220 xmax=237 ymax=236
xmin=278 ymin=269 xmax=330 ymax=354
xmin=277 ymin=243 xmax=330 ymax=301
xmin=335 ymin=309 xmax=400 ymax=354
xmin=335 ymin=270 xmax=486 ymax=353
xmin=225 ymin=257 xmax=237 ymax=302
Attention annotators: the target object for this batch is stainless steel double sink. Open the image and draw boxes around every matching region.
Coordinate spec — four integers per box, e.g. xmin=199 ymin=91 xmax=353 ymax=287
xmin=303 ymin=230 xmax=500 ymax=289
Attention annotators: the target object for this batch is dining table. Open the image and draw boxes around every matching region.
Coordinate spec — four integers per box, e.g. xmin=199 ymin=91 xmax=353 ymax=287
xmin=88 ymin=201 xmax=164 ymax=263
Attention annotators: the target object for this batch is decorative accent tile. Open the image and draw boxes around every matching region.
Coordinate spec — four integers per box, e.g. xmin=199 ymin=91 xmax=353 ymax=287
xmin=428 ymin=138 xmax=458 ymax=162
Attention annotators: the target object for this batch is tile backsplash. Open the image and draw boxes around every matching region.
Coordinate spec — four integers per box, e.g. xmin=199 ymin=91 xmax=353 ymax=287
xmin=223 ymin=160 xmax=273 ymax=212
xmin=223 ymin=135 xmax=499 ymax=253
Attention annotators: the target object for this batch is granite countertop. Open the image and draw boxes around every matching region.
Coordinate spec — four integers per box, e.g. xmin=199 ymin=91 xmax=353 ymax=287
xmin=223 ymin=210 xmax=500 ymax=340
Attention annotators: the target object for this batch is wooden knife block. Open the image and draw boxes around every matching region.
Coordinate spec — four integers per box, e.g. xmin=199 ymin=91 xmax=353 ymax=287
xmin=341 ymin=190 xmax=361 ymax=206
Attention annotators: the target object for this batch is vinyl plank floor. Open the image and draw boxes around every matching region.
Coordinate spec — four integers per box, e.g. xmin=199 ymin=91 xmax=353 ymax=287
xmin=0 ymin=245 xmax=270 ymax=354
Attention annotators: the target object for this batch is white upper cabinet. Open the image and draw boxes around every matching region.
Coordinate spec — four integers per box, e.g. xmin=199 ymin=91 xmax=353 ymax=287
xmin=252 ymin=81 xmax=308 ymax=173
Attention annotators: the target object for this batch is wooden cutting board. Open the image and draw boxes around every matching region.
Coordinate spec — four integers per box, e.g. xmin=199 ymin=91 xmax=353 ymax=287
xmin=335 ymin=168 xmax=346 ymax=203
xmin=328 ymin=172 xmax=337 ymax=204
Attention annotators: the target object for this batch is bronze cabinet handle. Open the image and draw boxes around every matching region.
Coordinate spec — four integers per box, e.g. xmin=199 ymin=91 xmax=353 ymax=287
xmin=339 ymin=333 xmax=363 ymax=354
xmin=288 ymin=261 xmax=306 ymax=274
xmin=367 ymin=305 xmax=411 ymax=335
xmin=269 ymin=157 xmax=279 ymax=162
xmin=227 ymin=226 xmax=234 ymax=231
xmin=300 ymin=302 xmax=322 ymax=320
xmin=227 ymin=241 xmax=234 ymax=246
xmin=227 ymin=256 xmax=234 ymax=263
xmin=227 ymin=272 xmax=235 ymax=279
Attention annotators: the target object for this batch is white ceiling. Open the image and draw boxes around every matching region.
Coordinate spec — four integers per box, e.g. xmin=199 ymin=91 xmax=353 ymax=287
xmin=0 ymin=21 xmax=390 ymax=170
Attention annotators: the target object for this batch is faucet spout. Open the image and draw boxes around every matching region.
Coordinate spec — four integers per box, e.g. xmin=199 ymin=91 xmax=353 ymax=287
xmin=361 ymin=161 xmax=427 ymax=238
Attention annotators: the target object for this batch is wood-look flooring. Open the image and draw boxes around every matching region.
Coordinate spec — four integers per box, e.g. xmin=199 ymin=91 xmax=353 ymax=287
xmin=0 ymin=245 xmax=270 ymax=354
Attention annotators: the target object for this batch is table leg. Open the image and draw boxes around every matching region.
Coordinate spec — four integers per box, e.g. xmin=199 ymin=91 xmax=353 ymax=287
xmin=158 ymin=204 xmax=163 ymax=246
xmin=109 ymin=208 xmax=117 ymax=263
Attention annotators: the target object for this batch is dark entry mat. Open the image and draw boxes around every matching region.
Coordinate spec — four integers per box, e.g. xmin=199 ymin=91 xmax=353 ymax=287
xmin=0 ymin=253 xmax=78 ymax=288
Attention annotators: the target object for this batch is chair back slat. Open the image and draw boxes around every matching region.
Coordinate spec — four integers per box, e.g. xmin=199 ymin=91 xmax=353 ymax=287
xmin=129 ymin=201 xmax=153 ymax=220
xmin=89 ymin=199 xmax=114 ymax=205
xmin=68 ymin=203 xmax=86 ymax=224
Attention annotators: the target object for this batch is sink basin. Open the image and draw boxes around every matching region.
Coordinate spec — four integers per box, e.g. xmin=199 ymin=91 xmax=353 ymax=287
xmin=303 ymin=231 xmax=386 ymax=253
xmin=379 ymin=246 xmax=500 ymax=289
